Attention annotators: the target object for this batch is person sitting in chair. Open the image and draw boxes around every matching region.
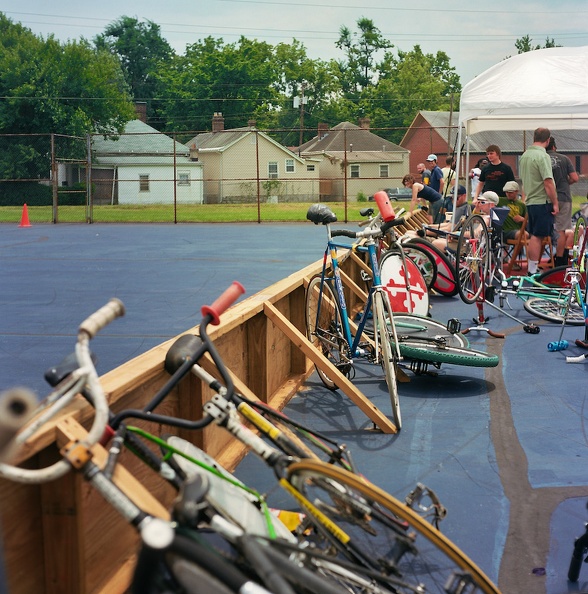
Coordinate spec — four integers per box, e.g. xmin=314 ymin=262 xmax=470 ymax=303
xmin=499 ymin=181 xmax=528 ymax=242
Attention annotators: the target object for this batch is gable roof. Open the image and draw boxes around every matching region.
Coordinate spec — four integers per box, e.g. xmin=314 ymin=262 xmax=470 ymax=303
xmin=298 ymin=122 xmax=406 ymax=155
xmin=406 ymin=110 xmax=588 ymax=154
xmin=186 ymin=126 xmax=306 ymax=162
xmin=93 ymin=119 xmax=190 ymax=157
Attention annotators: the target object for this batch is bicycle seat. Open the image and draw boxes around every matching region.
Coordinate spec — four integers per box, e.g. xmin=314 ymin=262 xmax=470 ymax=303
xmin=307 ymin=204 xmax=337 ymax=225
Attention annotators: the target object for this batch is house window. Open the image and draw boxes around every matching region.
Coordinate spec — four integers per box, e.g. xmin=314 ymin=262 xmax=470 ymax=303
xmin=178 ymin=172 xmax=191 ymax=186
xmin=306 ymin=165 xmax=315 ymax=172
xmin=576 ymin=155 xmax=581 ymax=175
xmin=379 ymin=164 xmax=389 ymax=178
xmin=285 ymin=159 xmax=295 ymax=173
xmin=268 ymin=162 xmax=278 ymax=179
xmin=139 ymin=174 xmax=150 ymax=192
xmin=350 ymin=164 xmax=360 ymax=178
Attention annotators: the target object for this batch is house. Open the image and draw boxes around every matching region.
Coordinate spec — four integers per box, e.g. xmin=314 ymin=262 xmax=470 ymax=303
xmin=90 ymin=119 xmax=203 ymax=205
xmin=401 ymin=111 xmax=588 ymax=192
xmin=296 ymin=120 xmax=410 ymax=201
xmin=186 ymin=113 xmax=320 ymax=204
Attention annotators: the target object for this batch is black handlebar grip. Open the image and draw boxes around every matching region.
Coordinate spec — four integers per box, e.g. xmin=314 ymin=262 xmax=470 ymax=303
xmin=331 ymin=230 xmax=357 ymax=239
xmin=79 ymin=298 xmax=125 ymax=339
xmin=381 ymin=217 xmax=405 ymax=235
xmin=201 ymin=281 xmax=245 ymax=325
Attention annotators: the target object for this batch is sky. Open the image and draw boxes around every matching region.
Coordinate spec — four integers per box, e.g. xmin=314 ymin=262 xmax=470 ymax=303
xmin=2 ymin=0 xmax=588 ymax=87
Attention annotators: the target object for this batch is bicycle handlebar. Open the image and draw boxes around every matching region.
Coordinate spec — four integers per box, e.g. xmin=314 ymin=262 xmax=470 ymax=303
xmin=79 ymin=298 xmax=125 ymax=339
xmin=201 ymin=281 xmax=245 ymax=325
xmin=331 ymin=217 xmax=405 ymax=241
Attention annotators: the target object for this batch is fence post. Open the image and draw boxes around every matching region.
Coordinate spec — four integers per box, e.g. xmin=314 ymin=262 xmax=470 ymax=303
xmin=86 ymin=134 xmax=92 ymax=224
xmin=173 ymin=132 xmax=177 ymax=224
xmin=255 ymin=130 xmax=261 ymax=223
xmin=51 ymin=133 xmax=58 ymax=223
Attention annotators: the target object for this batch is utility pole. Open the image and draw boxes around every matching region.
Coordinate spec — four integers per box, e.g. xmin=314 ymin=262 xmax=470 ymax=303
xmin=294 ymin=83 xmax=307 ymax=146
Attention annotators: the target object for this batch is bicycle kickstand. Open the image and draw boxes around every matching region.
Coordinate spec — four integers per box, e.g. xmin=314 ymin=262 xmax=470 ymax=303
xmin=462 ymin=298 xmax=505 ymax=339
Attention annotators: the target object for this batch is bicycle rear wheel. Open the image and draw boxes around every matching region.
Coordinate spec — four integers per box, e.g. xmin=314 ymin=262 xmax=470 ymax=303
xmin=305 ymin=274 xmax=351 ymax=390
xmin=379 ymin=250 xmax=429 ymax=316
xmin=286 ymin=459 xmax=500 ymax=594
xmin=393 ymin=314 xmax=499 ymax=367
xmin=523 ymin=296 xmax=585 ymax=325
xmin=373 ymin=290 xmax=401 ymax=430
xmin=456 ymin=215 xmax=490 ymax=305
xmin=536 ymin=265 xmax=587 ymax=289
xmin=406 ymin=238 xmax=458 ymax=297
xmin=574 ymin=211 xmax=588 ymax=262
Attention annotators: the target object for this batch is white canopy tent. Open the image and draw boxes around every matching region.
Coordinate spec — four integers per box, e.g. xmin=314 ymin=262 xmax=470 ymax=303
xmin=452 ymin=46 xmax=588 ymax=221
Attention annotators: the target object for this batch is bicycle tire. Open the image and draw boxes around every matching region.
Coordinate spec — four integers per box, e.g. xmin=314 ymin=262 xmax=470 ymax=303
xmin=305 ymin=274 xmax=351 ymax=390
xmin=286 ymin=459 xmax=500 ymax=594
xmin=406 ymin=238 xmax=458 ymax=297
xmin=401 ymin=243 xmax=438 ymax=290
xmin=523 ymin=296 xmax=585 ymax=325
xmin=456 ymin=215 xmax=490 ymax=305
xmin=393 ymin=313 xmax=499 ymax=367
xmin=574 ymin=212 xmax=588 ymax=263
xmin=374 ymin=290 xmax=401 ymax=430
xmin=536 ymin=265 xmax=586 ymax=290
xmin=568 ymin=551 xmax=583 ymax=583
xmin=379 ymin=250 xmax=429 ymax=316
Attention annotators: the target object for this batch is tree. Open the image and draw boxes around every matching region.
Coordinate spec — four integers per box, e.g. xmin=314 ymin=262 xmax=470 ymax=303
xmin=94 ymin=16 xmax=174 ymax=124
xmin=505 ymin=35 xmax=560 ymax=60
xmin=0 ymin=13 xmax=135 ymax=178
xmin=335 ymin=18 xmax=393 ymax=98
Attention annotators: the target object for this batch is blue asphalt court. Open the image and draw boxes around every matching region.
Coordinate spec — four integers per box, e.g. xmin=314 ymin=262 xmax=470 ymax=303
xmin=1 ymin=222 xmax=588 ymax=594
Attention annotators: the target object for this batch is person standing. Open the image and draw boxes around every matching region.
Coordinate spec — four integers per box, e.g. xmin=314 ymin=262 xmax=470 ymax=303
xmin=402 ymin=174 xmax=442 ymax=222
xmin=519 ymin=128 xmax=558 ymax=275
xmin=469 ymin=157 xmax=489 ymax=199
xmin=547 ymin=136 xmax=579 ymax=266
xmin=416 ymin=162 xmax=431 ymax=186
xmin=425 ymin=154 xmax=444 ymax=223
xmin=473 ymin=145 xmax=515 ymax=201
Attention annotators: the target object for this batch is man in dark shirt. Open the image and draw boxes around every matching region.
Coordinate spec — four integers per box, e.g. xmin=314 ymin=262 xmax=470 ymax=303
xmin=473 ymin=145 xmax=515 ymax=200
xmin=426 ymin=154 xmax=444 ymax=223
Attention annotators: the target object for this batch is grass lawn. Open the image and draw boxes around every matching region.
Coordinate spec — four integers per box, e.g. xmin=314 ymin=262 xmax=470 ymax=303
xmin=1 ymin=196 xmax=587 ymax=224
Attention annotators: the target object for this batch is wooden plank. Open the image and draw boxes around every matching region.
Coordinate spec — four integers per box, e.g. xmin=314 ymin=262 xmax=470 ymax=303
xmin=263 ymin=302 xmax=397 ymax=434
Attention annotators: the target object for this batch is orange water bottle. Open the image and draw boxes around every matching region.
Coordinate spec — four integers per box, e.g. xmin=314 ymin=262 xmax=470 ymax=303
xmin=373 ymin=191 xmax=395 ymax=222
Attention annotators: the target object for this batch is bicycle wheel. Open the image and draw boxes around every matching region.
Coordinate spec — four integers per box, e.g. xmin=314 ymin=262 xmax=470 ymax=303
xmin=406 ymin=238 xmax=458 ymax=297
xmin=393 ymin=313 xmax=499 ymax=367
xmin=523 ymin=296 xmax=585 ymax=325
xmin=536 ymin=265 xmax=586 ymax=290
xmin=401 ymin=243 xmax=438 ymax=290
xmin=379 ymin=250 xmax=429 ymax=316
xmin=574 ymin=212 xmax=588 ymax=263
xmin=305 ymin=274 xmax=351 ymax=390
xmin=373 ymin=290 xmax=401 ymax=430
xmin=456 ymin=215 xmax=490 ymax=305
xmin=286 ymin=459 xmax=500 ymax=594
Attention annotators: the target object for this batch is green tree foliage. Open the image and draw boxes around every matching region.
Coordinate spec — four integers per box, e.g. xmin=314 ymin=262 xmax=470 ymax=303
xmin=0 ymin=13 xmax=135 ymax=179
xmin=94 ymin=16 xmax=173 ymax=124
xmin=515 ymin=34 xmax=559 ymax=53
xmin=335 ymin=18 xmax=393 ymax=98
xmin=156 ymin=36 xmax=281 ymax=132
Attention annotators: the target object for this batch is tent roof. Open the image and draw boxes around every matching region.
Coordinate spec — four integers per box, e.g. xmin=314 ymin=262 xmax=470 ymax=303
xmin=459 ymin=46 xmax=588 ymax=134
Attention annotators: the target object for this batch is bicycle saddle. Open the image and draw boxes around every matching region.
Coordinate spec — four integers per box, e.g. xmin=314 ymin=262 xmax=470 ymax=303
xmin=307 ymin=203 xmax=337 ymax=225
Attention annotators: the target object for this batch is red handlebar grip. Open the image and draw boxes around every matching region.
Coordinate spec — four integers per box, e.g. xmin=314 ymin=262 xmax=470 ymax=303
xmin=201 ymin=282 xmax=245 ymax=325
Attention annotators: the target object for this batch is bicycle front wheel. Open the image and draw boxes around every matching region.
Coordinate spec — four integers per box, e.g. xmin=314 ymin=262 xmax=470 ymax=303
xmin=574 ymin=211 xmax=588 ymax=263
xmin=456 ymin=215 xmax=490 ymax=305
xmin=393 ymin=313 xmax=499 ymax=367
xmin=286 ymin=459 xmax=500 ymax=594
xmin=523 ymin=296 xmax=585 ymax=325
xmin=373 ymin=290 xmax=401 ymax=430
xmin=406 ymin=238 xmax=458 ymax=297
xmin=305 ymin=274 xmax=351 ymax=390
xmin=402 ymin=242 xmax=438 ymax=290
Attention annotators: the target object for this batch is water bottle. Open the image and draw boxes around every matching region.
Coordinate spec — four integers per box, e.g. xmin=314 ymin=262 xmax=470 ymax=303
xmin=547 ymin=340 xmax=569 ymax=351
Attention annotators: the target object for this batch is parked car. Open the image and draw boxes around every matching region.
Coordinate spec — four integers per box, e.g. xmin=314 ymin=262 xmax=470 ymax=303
xmin=368 ymin=187 xmax=412 ymax=201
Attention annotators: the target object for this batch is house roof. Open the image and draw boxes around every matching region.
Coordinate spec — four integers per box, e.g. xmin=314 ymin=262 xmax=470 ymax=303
xmin=318 ymin=151 xmax=405 ymax=164
xmin=92 ymin=119 xmax=191 ymax=158
xmin=298 ymin=122 xmax=406 ymax=155
xmin=186 ymin=127 xmax=306 ymax=163
xmin=410 ymin=110 xmax=588 ymax=154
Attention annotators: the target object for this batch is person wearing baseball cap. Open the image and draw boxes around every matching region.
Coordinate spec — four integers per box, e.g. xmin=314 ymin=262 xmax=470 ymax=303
xmin=424 ymin=154 xmax=443 ymax=221
xmin=499 ymin=181 xmax=527 ymax=243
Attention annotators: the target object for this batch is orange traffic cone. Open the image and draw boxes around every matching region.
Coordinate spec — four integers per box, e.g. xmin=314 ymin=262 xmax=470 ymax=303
xmin=18 ymin=203 xmax=31 ymax=228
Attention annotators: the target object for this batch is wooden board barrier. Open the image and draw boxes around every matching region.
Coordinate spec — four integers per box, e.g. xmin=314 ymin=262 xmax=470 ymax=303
xmin=0 ymin=250 xmax=396 ymax=593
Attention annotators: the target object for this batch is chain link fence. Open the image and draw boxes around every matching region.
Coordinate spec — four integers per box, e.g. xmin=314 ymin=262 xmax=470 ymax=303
xmin=0 ymin=124 xmax=585 ymax=224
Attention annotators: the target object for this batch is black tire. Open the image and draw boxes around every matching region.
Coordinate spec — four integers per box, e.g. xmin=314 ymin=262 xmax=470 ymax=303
xmin=393 ymin=313 xmax=499 ymax=367
xmin=305 ymin=274 xmax=351 ymax=390
xmin=523 ymin=296 xmax=585 ymax=325
xmin=568 ymin=551 xmax=583 ymax=582
xmin=456 ymin=215 xmax=490 ymax=305
xmin=374 ymin=290 xmax=401 ymax=430
xmin=406 ymin=238 xmax=458 ymax=297
xmin=286 ymin=459 xmax=501 ymax=594
xmin=401 ymin=243 xmax=438 ymax=290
